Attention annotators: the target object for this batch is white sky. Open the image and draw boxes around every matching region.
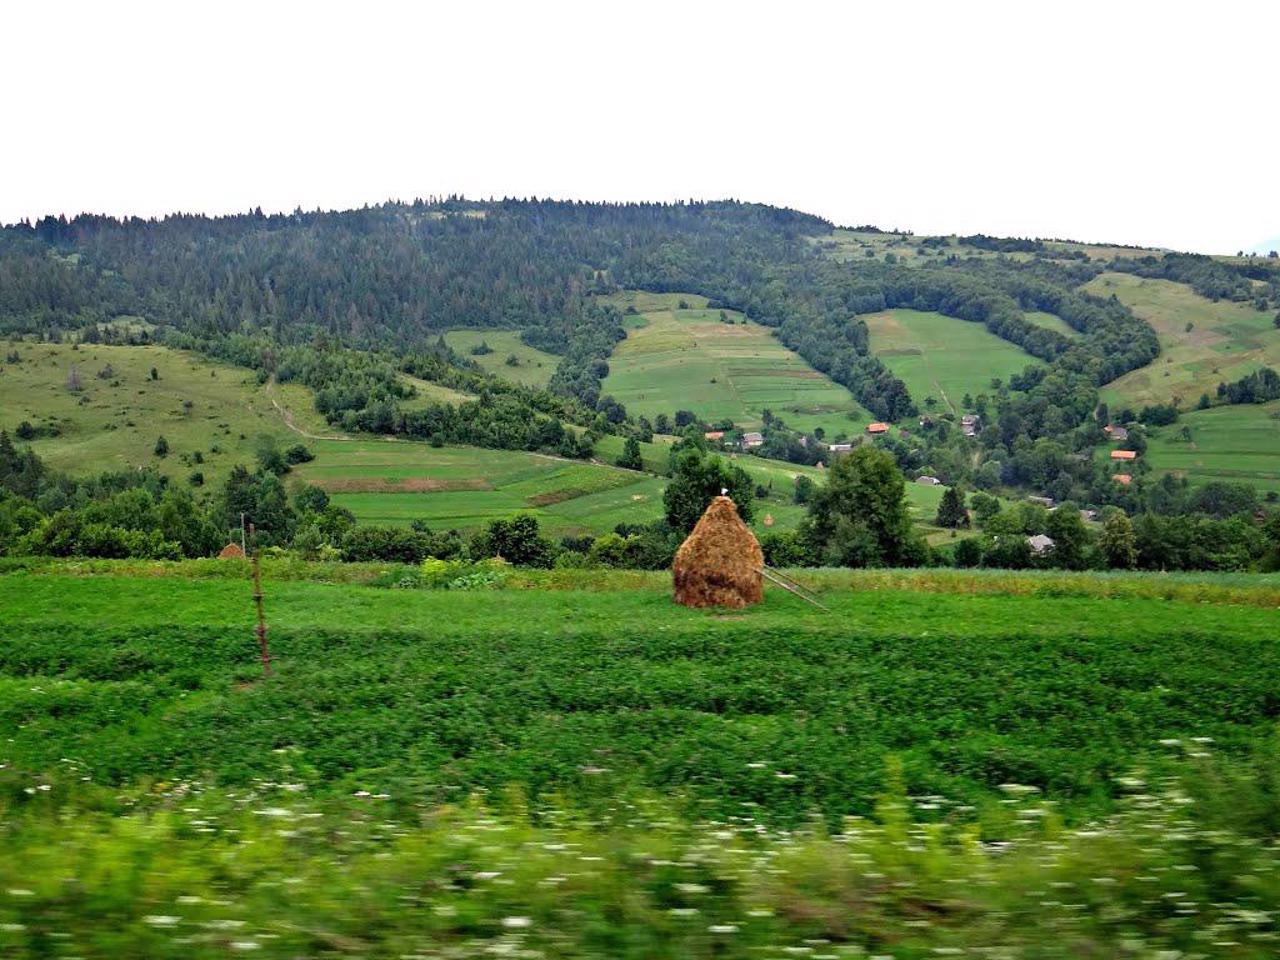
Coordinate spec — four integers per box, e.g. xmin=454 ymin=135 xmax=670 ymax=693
xmin=5 ymin=1 xmax=1278 ymax=253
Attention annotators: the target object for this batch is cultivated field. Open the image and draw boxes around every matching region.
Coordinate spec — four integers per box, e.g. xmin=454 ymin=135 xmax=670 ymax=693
xmin=863 ymin=308 xmax=1041 ymax=414
xmin=601 ymin=292 xmax=872 ymax=435
xmin=0 ymin=342 xmax=325 ymax=489
xmin=441 ymin=329 xmax=559 ymax=388
xmin=1146 ymin=398 xmax=1280 ymax=492
xmin=1084 ymin=273 xmax=1280 ymax=408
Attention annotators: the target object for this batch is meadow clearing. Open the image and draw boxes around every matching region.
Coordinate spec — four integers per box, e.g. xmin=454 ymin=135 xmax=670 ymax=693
xmin=1084 ymin=273 xmax=1280 ymax=408
xmin=1146 ymin=398 xmax=1280 ymax=492
xmin=0 ymin=342 xmax=323 ymax=489
xmin=1023 ymin=309 xmax=1080 ymax=338
xmin=440 ymin=329 xmax=559 ymax=388
xmin=863 ymin=309 xmax=1042 ymax=414
xmin=601 ymin=292 xmax=872 ymax=435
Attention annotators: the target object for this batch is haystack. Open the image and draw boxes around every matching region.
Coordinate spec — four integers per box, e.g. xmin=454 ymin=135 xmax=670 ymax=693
xmin=672 ymin=496 xmax=763 ymax=608
xmin=218 ymin=542 xmax=246 ymax=559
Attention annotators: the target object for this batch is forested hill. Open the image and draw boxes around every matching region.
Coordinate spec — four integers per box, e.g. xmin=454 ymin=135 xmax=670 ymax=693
xmin=2 ymin=198 xmax=1275 ymax=499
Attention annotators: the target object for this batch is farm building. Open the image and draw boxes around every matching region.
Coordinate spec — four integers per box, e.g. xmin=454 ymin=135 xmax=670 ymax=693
xmin=1027 ymin=534 xmax=1055 ymax=556
xmin=866 ymin=422 xmax=889 ymax=435
xmin=827 ymin=442 xmax=853 ymax=454
xmin=704 ymin=430 xmax=725 ymax=441
xmin=740 ymin=431 xmax=764 ymax=449
xmin=1110 ymin=449 xmax=1137 ymax=461
xmin=961 ymin=414 xmax=981 ymax=437
xmin=1114 ymin=473 xmax=1133 ymax=485
xmin=916 ymin=475 xmax=942 ymax=485
xmin=1028 ymin=495 xmax=1056 ymax=509
xmin=1104 ymin=424 xmax=1130 ymax=442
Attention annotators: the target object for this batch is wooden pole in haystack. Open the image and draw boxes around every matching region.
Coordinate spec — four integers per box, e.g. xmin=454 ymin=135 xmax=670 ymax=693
xmin=249 ymin=522 xmax=271 ymax=677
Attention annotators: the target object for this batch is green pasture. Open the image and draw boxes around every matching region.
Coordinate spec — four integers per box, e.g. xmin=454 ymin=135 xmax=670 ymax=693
xmin=1084 ymin=273 xmax=1280 ymax=408
xmin=1146 ymin=399 xmax=1280 ymax=493
xmin=442 ymin=329 xmax=558 ymax=387
xmin=0 ymin=342 xmax=323 ymax=490
xmin=1024 ymin=309 xmax=1080 ymax=337
xmin=600 ymin=291 xmax=871 ymax=434
xmin=864 ymin=308 xmax=1042 ymax=415
xmin=397 ymin=373 xmax=475 ymax=408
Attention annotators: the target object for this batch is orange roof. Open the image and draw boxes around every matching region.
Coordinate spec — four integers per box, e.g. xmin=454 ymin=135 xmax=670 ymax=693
xmin=704 ymin=431 xmax=725 ymax=440
xmin=1110 ymin=449 xmax=1137 ymax=460
xmin=866 ymin=422 xmax=889 ymax=433
xmin=1113 ymin=473 xmax=1132 ymax=485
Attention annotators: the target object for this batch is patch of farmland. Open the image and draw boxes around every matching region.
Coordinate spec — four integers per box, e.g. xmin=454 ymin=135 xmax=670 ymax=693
xmin=397 ymin=374 xmax=475 ymax=408
xmin=601 ymin=291 xmax=872 ymax=435
xmin=863 ymin=309 xmax=1042 ymax=415
xmin=1146 ymin=399 xmax=1280 ymax=493
xmin=442 ymin=329 xmax=559 ymax=387
xmin=1083 ymin=273 xmax=1280 ymax=408
xmin=294 ymin=440 xmax=654 ymax=536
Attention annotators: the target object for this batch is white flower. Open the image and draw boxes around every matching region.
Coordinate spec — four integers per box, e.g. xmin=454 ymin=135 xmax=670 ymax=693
xmin=708 ymin=924 xmax=739 ymax=933
xmin=501 ymin=916 xmax=531 ymax=929
xmin=143 ymin=915 xmax=182 ymax=927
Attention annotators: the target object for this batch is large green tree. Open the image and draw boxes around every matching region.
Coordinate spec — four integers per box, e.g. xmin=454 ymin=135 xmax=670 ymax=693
xmin=662 ymin=449 xmax=754 ymax=533
xmin=800 ymin=446 xmax=924 ymax=567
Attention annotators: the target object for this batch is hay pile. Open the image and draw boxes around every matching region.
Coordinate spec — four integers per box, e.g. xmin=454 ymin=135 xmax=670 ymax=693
xmin=672 ymin=495 xmax=763 ymax=608
xmin=218 ymin=542 xmax=246 ymax=559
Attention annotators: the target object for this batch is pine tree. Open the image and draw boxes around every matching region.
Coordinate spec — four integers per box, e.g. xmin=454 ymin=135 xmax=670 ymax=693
xmin=934 ymin=486 xmax=969 ymax=528
xmin=616 ymin=436 xmax=644 ymax=471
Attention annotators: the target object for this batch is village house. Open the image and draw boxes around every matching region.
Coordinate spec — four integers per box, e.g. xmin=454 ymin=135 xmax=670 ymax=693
xmin=1080 ymin=509 xmax=1099 ymax=522
xmin=1114 ymin=473 xmax=1132 ymax=485
xmin=865 ymin=422 xmax=889 ymax=435
xmin=826 ymin=442 xmax=853 ymax=454
xmin=960 ymin=414 xmax=981 ymax=437
xmin=1027 ymin=495 xmax=1056 ymax=509
xmin=740 ymin=431 xmax=764 ymax=449
xmin=1027 ymin=534 xmax=1055 ymax=556
xmin=704 ymin=430 xmax=725 ymax=442
xmin=1103 ymin=424 xmax=1129 ymax=442
xmin=1110 ymin=449 xmax=1137 ymax=461
xmin=916 ymin=475 xmax=942 ymax=485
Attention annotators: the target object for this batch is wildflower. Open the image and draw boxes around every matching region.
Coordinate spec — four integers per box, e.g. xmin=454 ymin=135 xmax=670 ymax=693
xmin=7 ymin=890 xmax=34 ymax=897
xmin=708 ymin=924 xmax=739 ymax=933
xmin=143 ymin=915 xmax=182 ymax=927
xmin=501 ymin=916 xmax=531 ymax=929
xmin=230 ymin=942 xmax=260 ymax=951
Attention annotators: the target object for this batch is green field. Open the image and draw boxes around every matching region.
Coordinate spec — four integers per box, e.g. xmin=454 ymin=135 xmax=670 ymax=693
xmin=863 ymin=309 xmax=1042 ymax=415
xmin=0 ymin=342 xmax=326 ymax=489
xmin=5 ymin=565 xmax=1280 ymax=957
xmin=601 ymin=292 xmax=872 ymax=435
xmin=397 ymin=373 xmax=475 ymax=408
xmin=1024 ymin=309 xmax=1080 ymax=337
xmin=442 ymin=329 xmax=559 ymax=387
xmin=4 ymin=566 xmax=1278 ymax=817
xmin=1146 ymin=399 xmax=1280 ymax=492
xmin=1084 ymin=273 xmax=1280 ymax=408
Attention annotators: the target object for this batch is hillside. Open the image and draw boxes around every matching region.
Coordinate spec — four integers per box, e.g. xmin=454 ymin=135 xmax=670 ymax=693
xmin=0 ymin=342 xmax=324 ymax=489
xmin=1084 ymin=272 xmax=1280 ymax=408
xmin=601 ymin=291 xmax=872 ymax=434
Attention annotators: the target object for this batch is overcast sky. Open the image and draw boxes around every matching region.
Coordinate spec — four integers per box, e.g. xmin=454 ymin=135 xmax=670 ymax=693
xmin=6 ymin=1 xmax=1278 ymax=253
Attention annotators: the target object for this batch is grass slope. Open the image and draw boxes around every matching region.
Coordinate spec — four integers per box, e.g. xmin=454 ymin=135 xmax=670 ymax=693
xmin=0 ymin=342 xmax=323 ymax=489
xmin=601 ymin=292 xmax=872 ymax=435
xmin=863 ymin=309 xmax=1041 ymax=415
xmin=442 ymin=329 xmax=558 ymax=388
xmin=1084 ymin=273 xmax=1280 ymax=408
xmin=1024 ymin=309 xmax=1080 ymax=337
xmin=1146 ymin=399 xmax=1280 ymax=492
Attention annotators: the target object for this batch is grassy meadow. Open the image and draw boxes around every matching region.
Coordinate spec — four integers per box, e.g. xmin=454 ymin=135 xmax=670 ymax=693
xmin=441 ymin=329 xmax=559 ymax=387
xmin=0 ymin=342 xmax=325 ymax=489
xmin=601 ymin=292 xmax=872 ymax=435
xmin=864 ymin=309 xmax=1041 ymax=415
xmin=1146 ymin=398 xmax=1280 ymax=493
xmin=1084 ymin=273 xmax=1280 ymax=408
xmin=5 ymin=564 xmax=1280 ymax=957
xmin=1024 ymin=309 xmax=1079 ymax=337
